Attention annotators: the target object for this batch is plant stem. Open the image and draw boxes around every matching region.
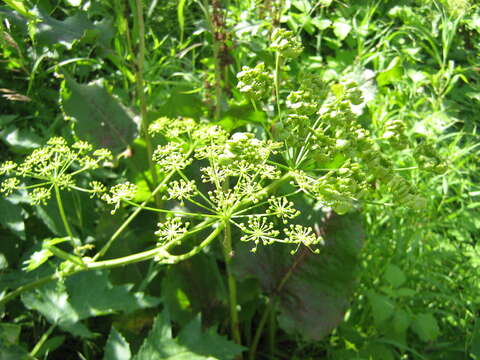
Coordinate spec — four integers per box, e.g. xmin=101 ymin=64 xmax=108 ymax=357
xmin=93 ymin=171 xmax=174 ymax=261
xmin=274 ymin=51 xmax=282 ymax=122
xmin=54 ymin=185 xmax=75 ymax=244
xmin=30 ymin=323 xmax=56 ymax=357
xmin=222 ymin=217 xmax=243 ymax=353
xmin=248 ymin=298 xmax=276 ymax=360
xmin=134 ymin=0 xmax=161 ymax=207
xmin=249 ymin=248 xmax=308 ymax=360
xmin=1 ymin=174 xmax=294 ymax=307
xmin=0 ymin=221 xmax=222 ymax=306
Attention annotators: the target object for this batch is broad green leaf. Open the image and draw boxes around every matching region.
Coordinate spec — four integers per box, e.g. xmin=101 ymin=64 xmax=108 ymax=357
xmin=66 ymin=271 xmax=161 ymax=319
xmin=0 ymin=197 xmax=25 ymax=239
xmin=33 ymin=8 xmax=105 ymax=48
xmin=0 ymin=338 xmax=30 ymax=360
xmin=62 ymin=75 xmax=138 ymax=154
xmin=21 ymin=270 xmax=160 ymax=338
xmin=312 ymin=18 xmax=331 ymax=30
xmin=376 ymin=56 xmax=403 ymax=87
xmin=384 ymin=263 xmax=406 ymax=288
xmin=234 ymin=213 xmax=364 ymax=340
xmin=393 ymin=309 xmax=411 ymax=334
xmin=21 ymin=281 xmax=93 ymax=338
xmin=134 ymin=311 xmax=244 ymax=360
xmin=0 ymin=322 xmax=21 ymax=345
xmin=103 ymin=327 xmax=131 ymax=360
xmin=177 ymin=316 xmax=245 ymax=360
xmin=367 ymin=291 xmax=395 ymax=326
xmin=412 ymin=313 xmax=440 ymax=342
xmin=333 ymin=19 xmax=351 ymax=40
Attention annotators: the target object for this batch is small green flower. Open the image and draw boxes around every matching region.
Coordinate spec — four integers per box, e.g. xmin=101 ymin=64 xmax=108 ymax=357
xmin=89 ymin=181 xmax=107 ymax=198
xmin=236 ymin=63 xmax=273 ymax=100
xmin=0 ymin=161 xmax=17 ymax=175
xmin=30 ymin=187 xmax=52 ymax=205
xmin=271 ymin=28 xmax=303 ymax=59
xmin=240 ymin=217 xmax=280 ymax=252
xmin=167 ymin=179 xmax=197 ymax=204
xmin=267 ymin=197 xmax=300 ymax=224
xmin=0 ymin=177 xmax=20 ymax=195
xmin=153 ymin=143 xmax=192 ymax=172
xmin=101 ymin=182 xmax=137 ymax=214
xmin=284 ymin=224 xmax=322 ymax=254
xmin=155 ymin=217 xmax=190 ymax=245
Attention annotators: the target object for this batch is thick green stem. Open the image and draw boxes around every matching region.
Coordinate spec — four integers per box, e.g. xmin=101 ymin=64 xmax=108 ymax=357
xmin=222 ymin=218 xmax=242 ymax=350
xmin=134 ymin=0 xmax=161 ymax=207
xmin=54 ymin=185 xmax=75 ymax=244
xmin=0 ymin=221 xmax=222 ymax=306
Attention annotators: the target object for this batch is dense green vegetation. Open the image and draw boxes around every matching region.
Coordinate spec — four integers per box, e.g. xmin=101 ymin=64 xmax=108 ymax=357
xmin=0 ymin=0 xmax=479 ymax=359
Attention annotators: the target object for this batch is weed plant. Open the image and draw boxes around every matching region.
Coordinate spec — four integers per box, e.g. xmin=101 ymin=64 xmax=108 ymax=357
xmin=0 ymin=0 xmax=479 ymax=359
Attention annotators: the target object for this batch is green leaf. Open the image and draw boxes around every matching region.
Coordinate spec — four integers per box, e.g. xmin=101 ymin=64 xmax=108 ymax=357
xmin=2 ymin=0 xmax=32 ymax=18
xmin=333 ymin=19 xmax=351 ymax=40
xmin=62 ymin=75 xmax=138 ymax=154
xmin=103 ymin=327 xmax=131 ymax=360
xmin=393 ymin=309 xmax=411 ymax=334
xmin=35 ymin=335 xmax=65 ymax=358
xmin=33 ymin=8 xmax=94 ymax=48
xmin=412 ymin=313 xmax=440 ymax=342
xmin=21 ymin=270 xmax=160 ymax=337
xmin=134 ymin=311 xmax=244 ymax=360
xmin=177 ymin=316 xmax=245 ymax=360
xmin=367 ymin=291 xmax=395 ymax=326
xmin=234 ymin=213 xmax=364 ymax=340
xmin=376 ymin=56 xmax=403 ymax=87
xmin=66 ymin=271 xmax=161 ymax=319
xmin=0 ymin=323 xmax=21 ymax=345
xmin=21 ymin=281 xmax=93 ymax=338
xmin=0 ymin=197 xmax=25 ymax=239
xmin=0 ymin=338 xmax=30 ymax=360
xmin=384 ymin=263 xmax=406 ymax=288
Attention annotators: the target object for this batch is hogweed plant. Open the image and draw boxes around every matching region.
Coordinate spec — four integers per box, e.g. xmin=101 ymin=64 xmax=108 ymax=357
xmin=0 ymin=30 xmax=431 ymax=355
